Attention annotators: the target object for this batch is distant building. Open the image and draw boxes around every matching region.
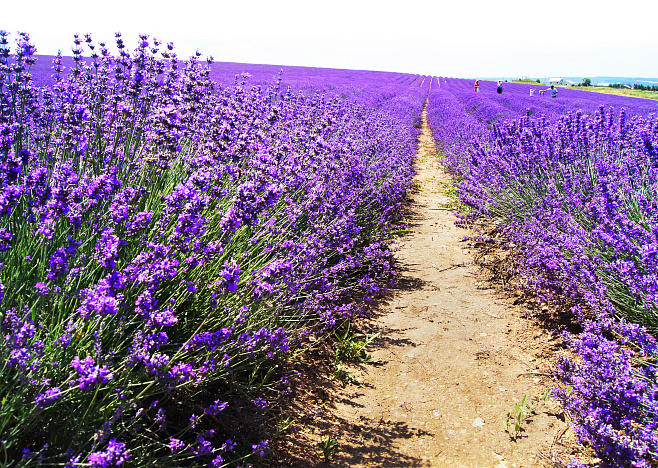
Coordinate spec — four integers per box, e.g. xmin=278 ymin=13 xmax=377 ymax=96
xmin=596 ymin=82 xmax=611 ymax=87
xmin=548 ymin=77 xmax=564 ymax=85
xmin=565 ymin=80 xmax=576 ymax=86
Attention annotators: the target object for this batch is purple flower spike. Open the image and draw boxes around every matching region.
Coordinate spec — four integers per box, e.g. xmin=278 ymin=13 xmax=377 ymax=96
xmin=218 ymin=260 xmax=241 ymax=293
xmin=34 ymin=387 xmax=62 ymax=409
xmin=205 ymin=400 xmax=228 ymax=416
xmin=87 ymin=439 xmax=130 ymax=467
xmin=70 ymin=356 xmax=113 ymax=390
xmin=169 ymin=438 xmax=185 ymax=454
xmin=252 ymin=397 xmax=267 ymax=410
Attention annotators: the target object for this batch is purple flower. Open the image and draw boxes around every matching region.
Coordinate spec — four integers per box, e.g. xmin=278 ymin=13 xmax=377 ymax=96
xmin=252 ymin=397 xmax=267 ymax=410
xmin=0 ymin=228 xmax=12 ymax=251
xmin=188 ymin=413 xmax=201 ymax=429
xmin=169 ymin=438 xmax=185 ymax=453
xmin=109 ymin=187 xmax=139 ymax=224
xmin=220 ymin=439 xmax=236 ymax=452
xmin=251 ymin=440 xmax=268 ymax=457
xmin=184 ymin=328 xmax=232 ymax=352
xmin=70 ymin=356 xmax=113 ymax=390
xmin=94 ymin=228 xmax=120 ymax=269
xmin=77 ymin=288 xmax=120 ymax=318
xmin=134 ymin=289 xmax=179 ymax=328
xmin=34 ymin=282 xmax=49 ymax=296
xmin=128 ymin=331 xmax=170 ymax=374
xmin=65 ymin=454 xmax=82 ymax=468
xmin=47 ymin=248 xmax=71 ymax=281
xmin=217 ymin=260 xmax=240 ymax=293
xmin=194 ymin=436 xmax=212 ymax=456
xmin=154 ymin=408 xmax=167 ymax=431
xmin=87 ymin=439 xmax=130 ymax=467
xmin=125 ymin=210 xmax=153 ymax=237
xmin=34 ymin=387 xmax=62 ymax=409
xmin=3 ymin=309 xmax=44 ymax=372
xmin=167 ymin=362 xmax=197 ymax=383
xmin=205 ymin=400 xmax=228 ymax=416
xmin=251 ymin=259 xmax=291 ymax=297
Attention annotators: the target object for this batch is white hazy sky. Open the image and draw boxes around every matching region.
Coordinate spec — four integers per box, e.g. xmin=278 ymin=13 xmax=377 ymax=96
xmin=3 ymin=0 xmax=658 ymax=79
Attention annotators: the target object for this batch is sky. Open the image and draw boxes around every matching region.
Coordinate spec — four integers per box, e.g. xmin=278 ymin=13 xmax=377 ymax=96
xmin=3 ymin=0 xmax=658 ymax=79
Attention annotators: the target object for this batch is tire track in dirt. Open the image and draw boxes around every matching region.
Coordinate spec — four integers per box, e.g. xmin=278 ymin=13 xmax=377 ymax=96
xmin=273 ymin=102 xmax=582 ymax=468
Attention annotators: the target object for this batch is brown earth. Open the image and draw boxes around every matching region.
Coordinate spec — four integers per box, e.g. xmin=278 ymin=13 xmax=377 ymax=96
xmin=267 ymin=104 xmax=594 ymax=467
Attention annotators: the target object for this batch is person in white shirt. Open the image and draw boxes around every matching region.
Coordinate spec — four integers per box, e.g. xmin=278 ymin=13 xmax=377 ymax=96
xmin=547 ymin=85 xmax=558 ymax=98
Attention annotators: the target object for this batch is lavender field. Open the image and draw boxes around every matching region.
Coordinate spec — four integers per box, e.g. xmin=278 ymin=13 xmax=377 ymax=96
xmin=428 ymin=78 xmax=658 ymax=467
xmin=1 ymin=31 xmax=657 ymax=467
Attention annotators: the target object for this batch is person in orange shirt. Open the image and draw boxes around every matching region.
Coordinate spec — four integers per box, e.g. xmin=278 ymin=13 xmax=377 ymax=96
xmin=474 ymin=80 xmax=480 ymax=93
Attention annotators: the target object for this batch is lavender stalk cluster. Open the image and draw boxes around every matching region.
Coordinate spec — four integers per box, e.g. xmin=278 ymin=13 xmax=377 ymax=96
xmin=0 ymin=32 xmax=426 ymax=466
xmin=427 ymin=78 xmax=658 ymax=467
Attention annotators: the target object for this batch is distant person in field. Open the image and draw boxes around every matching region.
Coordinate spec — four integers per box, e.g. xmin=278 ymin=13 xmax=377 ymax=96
xmin=530 ymin=88 xmax=534 ymax=96
xmin=496 ymin=81 xmax=503 ymax=94
xmin=547 ymin=84 xmax=558 ymax=98
xmin=474 ymin=80 xmax=480 ymax=93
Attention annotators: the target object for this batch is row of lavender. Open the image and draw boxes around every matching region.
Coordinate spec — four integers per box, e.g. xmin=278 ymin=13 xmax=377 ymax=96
xmin=0 ymin=33 xmax=426 ymax=467
xmin=428 ymin=79 xmax=658 ymax=466
xmin=27 ymin=52 xmax=431 ymax=97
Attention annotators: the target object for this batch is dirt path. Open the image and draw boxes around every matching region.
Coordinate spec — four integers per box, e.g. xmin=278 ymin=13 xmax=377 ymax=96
xmin=274 ymin=104 xmax=580 ymax=467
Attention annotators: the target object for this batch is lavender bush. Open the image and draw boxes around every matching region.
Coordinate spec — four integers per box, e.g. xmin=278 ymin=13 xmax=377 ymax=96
xmin=427 ymin=79 xmax=658 ymax=466
xmin=0 ymin=32 xmax=425 ymax=466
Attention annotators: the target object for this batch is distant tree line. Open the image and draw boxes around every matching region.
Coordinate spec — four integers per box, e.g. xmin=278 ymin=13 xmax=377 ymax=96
xmin=608 ymin=83 xmax=658 ymax=91
xmin=607 ymin=83 xmax=658 ymax=91
xmin=576 ymin=80 xmax=658 ymax=91
xmin=632 ymin=83 xmax=658 ymax=91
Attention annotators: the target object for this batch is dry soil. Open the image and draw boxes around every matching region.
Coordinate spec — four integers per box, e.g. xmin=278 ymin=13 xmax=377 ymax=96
xmin=270 ymin=103 xmax=590 ymax=468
